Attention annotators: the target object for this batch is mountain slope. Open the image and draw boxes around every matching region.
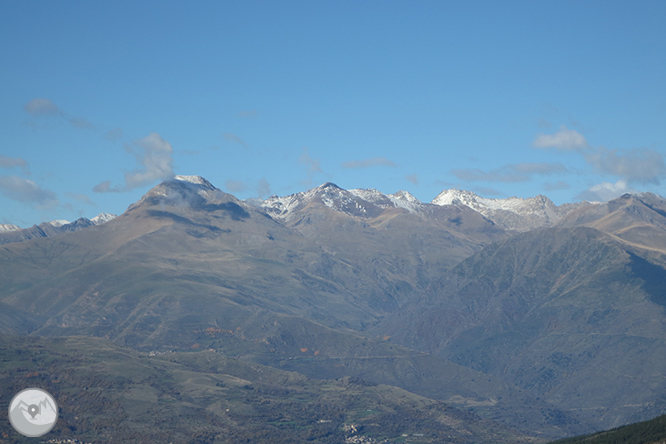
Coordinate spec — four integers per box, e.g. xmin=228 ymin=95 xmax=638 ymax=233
xmin=550 ymin=413 xmax=666 ymax=444
xmin=378 ymin=226 xmax=666 ymax=431
xmin=558 ymin=193 xmax=666 ymax=255
xmin=261 ymin=182 xmax=507 ymax=277
xmin=3 ymin=177 xmax=666 ymax=440
xmin=0 ymin=177 xmax=585 ymax=439
xmin=0 ymin=335 xmax=532 ymax=444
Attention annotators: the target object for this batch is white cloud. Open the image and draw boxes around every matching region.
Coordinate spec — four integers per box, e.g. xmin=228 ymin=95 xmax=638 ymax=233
xmin=341 ymin=157 xmax=396 ymax=169
xmin=576 ymin=180 xmax=635 ymax=202
xmin=94 ymin=132 xmax=174 ymax=193
xmin=124 ymin=133 xmax=174 ymax=190
xmin=533 ymin=125 xmax=588 ymax=151
xmin=0 ymin=175 xmax=58 ymax=207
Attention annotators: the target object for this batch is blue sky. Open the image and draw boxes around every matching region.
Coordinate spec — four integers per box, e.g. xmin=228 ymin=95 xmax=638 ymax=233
xmin=1 ymin=1 xmax=665 ymax=227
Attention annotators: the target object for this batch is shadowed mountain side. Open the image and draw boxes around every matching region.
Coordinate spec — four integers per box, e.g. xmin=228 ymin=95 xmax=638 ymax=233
xmin=0 ymin=335 xmax=532 ymax=444
xmin=1 ymin=280 xmax=584 ymax=438
xmin=549 ymin=413 xmax=666 ymax=444
xmin=377 ymin=227 xmax=666 ymax=432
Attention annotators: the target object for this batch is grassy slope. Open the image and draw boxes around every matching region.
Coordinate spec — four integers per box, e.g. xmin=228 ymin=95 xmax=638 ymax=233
xmin=0 ymin=335 xmax=530 ymax=444
xmin=550 ymin=414 xmax=666 ymax=444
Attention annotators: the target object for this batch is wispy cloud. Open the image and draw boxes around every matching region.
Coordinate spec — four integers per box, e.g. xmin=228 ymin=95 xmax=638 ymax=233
xmin=94 ymin=132 xmax=175 ymax=193
xmin=92 ymin=181 xmax=122 ymax=193
xmin=534 ymin=125 xmax=666 ymax=189
xmin=453 ymin=162 xmax=568 ymax=183
xmin=223 ymin=132 xmax=250 ymax=149
xmin=543 ymin=180 xmax=570 ymax=191
xmin=585 ymin=147 xmax=666 ymax=184
xmin=69 ymin=117 xmax=95 ymax=130
xmin=24 ymin=98 xmax=62 ymax=116
xmin=238 ymin=110 xmax=258 ymax=119
xmin=24 ymin=98 xmax=95 ymax=130
xmin=474 ymin=186 xmax=503 ymax=197
xmin=405 ymin=173 xmax=419 ymax=185
xmin=298 ymin=147 xmax=323 ymax=186
xmin=0 ymin=175 xmax=58 ymax=208
xmin=576 ymin=180 xmax=636 ymax=202
xmin=257 ymin=177 xmax=271 ymax=198
xmin=341 ymin=157 xmax=396 ymax=169
xmin=225 ymin=180 xmax=248 ymax=194
xmin=65 ymin=192 xmax=97 ymax=206
xmin=0 ymin=156 xmax=29 ymax=175
xmin=105 ymin=128 xmax=123 ymax=142
xmin=533 ymin=125 xmax=588 ymax=150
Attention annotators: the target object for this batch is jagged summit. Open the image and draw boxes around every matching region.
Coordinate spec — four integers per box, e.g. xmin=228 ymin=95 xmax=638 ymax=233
xmin=48 ymin=219 xmax=71 ymax=227
xmin=0 ymin=213 xmax=117 ymax=245
xmin=90 ymin=213 xmax=117 ymax=225
xmin=432 ymin=189 xmax=553 ymax=211
xmin=392 ymin=190 xmax=420 ymax=203
xmin=261 ymin=182 xmax=426 ymax=220
xmin=432 ymin=189 xmax=577 ymax=231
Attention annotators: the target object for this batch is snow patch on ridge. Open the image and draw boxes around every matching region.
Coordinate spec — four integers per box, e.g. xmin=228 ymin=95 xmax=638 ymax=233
xmin=261 ymin=183 xmax=424 ymax=220
xmin=431 ymin=189 xmax=573 ymax=230
xmin=0 ymin=224 xmax=20 ymax=233
xmin=174 ymin=175 xmax=213 ymax=187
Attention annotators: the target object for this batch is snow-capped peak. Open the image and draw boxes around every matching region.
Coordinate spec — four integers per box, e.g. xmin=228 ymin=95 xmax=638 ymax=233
xmin=90 ymin=213 xmax=117 ymax=225
xmin=431 ymin=189 xmax=565 ymax=231
xmin=260 ymin=183 xmax=425 ymax=220
xmin=48 ymin=219 xmax=71 ymax=228
xmin=174 ymin=175 xmax=215 ymax=188
xmin=391 ymin=190 xmax=420 ymax=203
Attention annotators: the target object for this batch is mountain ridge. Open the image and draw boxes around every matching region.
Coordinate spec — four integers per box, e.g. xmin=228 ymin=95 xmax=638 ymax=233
xmin=4 ymin=176 xmax=664 ymax=239
xmin=2 ymin=176 xmax=666 ymax=440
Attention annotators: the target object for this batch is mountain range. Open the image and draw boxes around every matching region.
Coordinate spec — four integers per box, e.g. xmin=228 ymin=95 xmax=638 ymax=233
xmin=0 ymin=212 xmax=116 ymax=245
xmin=1 ymin=175 xmax=665 ymax=443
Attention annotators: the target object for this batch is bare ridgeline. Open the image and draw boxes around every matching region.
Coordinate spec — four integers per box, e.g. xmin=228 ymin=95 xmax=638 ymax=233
xmin=2 ymin=175 xmax=666 ymax=443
